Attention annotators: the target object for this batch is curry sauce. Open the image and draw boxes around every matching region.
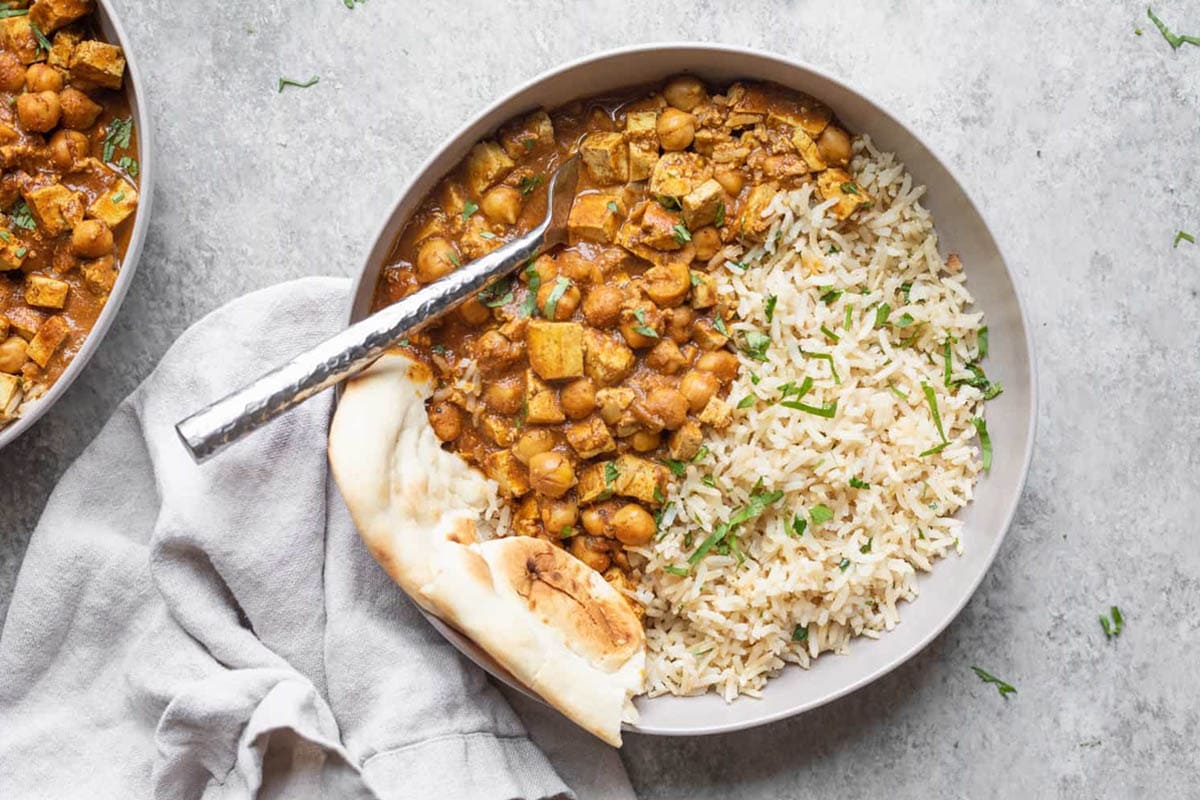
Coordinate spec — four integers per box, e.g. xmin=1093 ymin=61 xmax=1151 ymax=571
xmin=0 ymin=0 xmax=139 ymax=425
xmin=372 ymin=77 xmax=861 ymax=603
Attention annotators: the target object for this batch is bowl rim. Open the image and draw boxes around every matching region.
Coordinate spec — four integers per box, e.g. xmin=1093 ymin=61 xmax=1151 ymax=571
xmin=347 ymin=41 xmax=1039 ymax=737
xmin=0 ymin=0 xmax=154 ymax=451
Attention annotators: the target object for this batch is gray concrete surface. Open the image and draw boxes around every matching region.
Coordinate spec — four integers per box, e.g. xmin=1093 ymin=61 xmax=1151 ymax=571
xmin=2 ymin=0 xmax=1198 ymax=797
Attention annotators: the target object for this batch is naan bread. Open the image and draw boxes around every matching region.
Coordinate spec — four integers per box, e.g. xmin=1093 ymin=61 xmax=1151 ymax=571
xmin=327 ymin=352 xmax=645 ymax=746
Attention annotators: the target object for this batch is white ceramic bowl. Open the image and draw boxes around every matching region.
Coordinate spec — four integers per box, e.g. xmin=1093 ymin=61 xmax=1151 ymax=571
xmin=0 ymin=0 xmax=153 ymax=451
xmin=346 ymin=44 xmax=1036 ymax=737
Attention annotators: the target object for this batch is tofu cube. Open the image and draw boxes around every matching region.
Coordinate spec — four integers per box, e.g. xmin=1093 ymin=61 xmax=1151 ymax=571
xmin=565 ymin=416 xmax=616 ymax=459
xmin=567 ymin=193 xmax=622 ymax=244
xmin=691 ymin=317 xmax=730 ymax=350
xmin=5 ymin=307 xmax=44 ymax=339
xmin=81 ymin=255 xmax=118 ymax=295
xmin=610 ymin=454 xmax=668 ymax=505
xmin=26 ymin=314 xmax=68 ymax=367
xmin=0 ymin=238 xmax=27 ymax=271
xmin=527 ymin=321 xmax=583 ymax=381
xmin=681 ymin=179 xmax=724 ymax=229
xmin=25 ymin=184 xmax=84 ymax=236
xmin=69 ymin=40 xmax=125 ymax=90
xmin=735 ymin=182 xmax=778 ymax=241
xmin=645 ymin=338 xmax=685 ymax=374
xmin=638 ymin=201 xmax=683 ymax=251
xmin=577 ymin=462 xmax=613 ymax=505
xmin=791 ymin=128 xmax=827 ymax=172
xmin=24 ymin=274 xmax=69 ymax=309
xmin=594 ymin=386 xmax=634 ymax=426
xmin=649 ymin=151 xmax=712 ymax=199
xmin=817 ymin=168 xmax=873 ymax=221
xmin=697 ymin=396 xmax=733 ymax=429
xmin=0 ymin=372 xmax=20 ymax=413
xmin=525 ymin=369 xmax=565 ymax=424
xmin=87 ymin=183 xmax=138 ymax=228
xmin=583 ymin=328 xmax=635 ymax=386
xmin=690 ymin=271 xmax=718 ymax=309
xmin=2 ymin=17 xmax=43 ymax=65
xmin=48 ymin=28 xmax=81 ymax=69
xmin=30 ymin=0 xmax=93 ymax=34
xmin=580 ymin=132 xmax=628 ymax=185
xmin=499 ymin=110 xmax=554 ymax=159
xmin=0 ymin=124 xmax=19 ymax=145
xmin=668 ymin=420 xmax=703 ymax=461
xmin=464 ymin=141 xmax=514 ymax=197
xmin=481 ymin=414 xmax=517 ymax=447
xmin=483 ymin=450 xmax=530 ymax=497
xmin=624 ymin=110 xmax=659 ymax=181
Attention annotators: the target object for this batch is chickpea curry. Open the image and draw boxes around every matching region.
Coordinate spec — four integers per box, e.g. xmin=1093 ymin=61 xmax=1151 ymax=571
xmin=0 ymin=0 xmax=139 ymax=425
xmin=373 ymin=76 xmax=859 ymax=610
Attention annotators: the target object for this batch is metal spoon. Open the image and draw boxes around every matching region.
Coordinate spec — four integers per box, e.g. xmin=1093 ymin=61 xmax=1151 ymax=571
xmin=175 ymin=156 xmax=581 ymax=463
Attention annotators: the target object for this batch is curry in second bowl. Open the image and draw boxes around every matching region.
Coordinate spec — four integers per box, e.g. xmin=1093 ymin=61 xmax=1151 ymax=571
xmin=0 ymin=0 xmax=140 ymax=427
xmin=332 ymin=74 xmax=1001 ymax=743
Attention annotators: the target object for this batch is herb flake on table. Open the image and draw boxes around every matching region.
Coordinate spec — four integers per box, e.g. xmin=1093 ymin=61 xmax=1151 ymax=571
xmin=1100 ymin=606 xmax=1125 ymax=639
xmin=1175 ymin=230 xmax=1196 ymax=248
xmin=343 ymin=0 xmax=367 ymax=7
xmin=278 ymin=75 xmax=320 ymax=93
xmin=1147 ymin=6 xmax=1200 ymax=49
xmin=971 ymin=666 xmax=1017 ymax=698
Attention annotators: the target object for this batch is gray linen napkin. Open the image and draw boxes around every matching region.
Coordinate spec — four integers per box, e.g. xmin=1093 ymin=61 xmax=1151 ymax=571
xmin=0 ymin=277 xmax=637 ymax=800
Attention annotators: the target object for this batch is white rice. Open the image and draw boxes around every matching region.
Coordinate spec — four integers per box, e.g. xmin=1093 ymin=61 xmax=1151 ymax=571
xmin=631 ymin=137 xmax=989 ymax=700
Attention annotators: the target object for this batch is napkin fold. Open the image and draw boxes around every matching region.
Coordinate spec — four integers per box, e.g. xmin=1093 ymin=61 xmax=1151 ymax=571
xmin=0 ymin=277 xmax=636 ymax=800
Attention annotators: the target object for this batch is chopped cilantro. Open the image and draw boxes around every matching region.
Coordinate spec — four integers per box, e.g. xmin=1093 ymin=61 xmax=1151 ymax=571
xmin=604 ymin=461 xmax=619 ymax=484
xmin=849 ymin=477 xmax=870 ymax=490
xmin=1099 ymin=606 xmax=1124 ymax=639
xmin=715 ymin=201 xmax=725 ymax=227
xmin=663 ymin=564 xmax=690 ymax=576
xmin=802 ymin=351 xmax=839 ymax=384
xmin=663 ymin=459 xmax=687 ymax=477
xmin=692 ymin=446 xmax=709 ymax=462
xmin=840 ymin=181 xmax=860 ymax=195
xmin=713 ymin=316 xmax=730 ymax=337
xmin=736 ymin=395 xmax=755 ymax=409
xmin=860 ymin=537 xmax=873 ymax=553
xmin=478 ymin=277 xmax=514 ymax=308
xmin=791 ymin=624 xmax=809 ymax=642
xmin=820 ymin=325 xmax=840 ymax=343
xmin=672 ymin=223 xmax=692 ymax=245
xmin=607 ymin=200 xmax=619 ymax=214
xmin=518 ymin=175 xmax=543 ymax=195
xmin=874 ymin=303 xmax=892 ymax=328
xmin=971 ymin=666 xmax=1017 ymax=698
xmin=10 ymin=201 xmax=35 ymax=231
xmin=519 ymin=262 xmax=541 ymax=317
xmin=542 ymin=276 xmax=571 ymax=318
xmin=790 ymin=515 xmax=807 ymax=536
xmin=1175 ymin=230 xmax=1196 ymax=248
xmin=809 ymin=504 xmax=834 ymax=525
xmin=972 ymin=417 xmax=992 ymax=472
xmin=764 ymin=295 xmax=777 ymax=323
xmin=1147 ymin=6 xmax=1200 ymax=49
xmin=631 ymin=307 xmax=659 ymax=338
xmin=741 ymin=330 xmax=770 ymax=361
xmin=277 ymin=75 xmax=320 ymax=93
xmin=978 ymin=326 xmax=989 ymax=359
xmin=102 ymin=118 xmax=134 ymax=163
xmin=838 ymin=557 xmax=851 ymax=571
xmin=30 ymin=20 xmax=50 ymax=53
xmin=781 ymin=398 xmax=837 ymax=418
xmin=820 ymin=288 xmax=843 ymax=305
xmin=461 ymin=200 xmax=478 ymax=221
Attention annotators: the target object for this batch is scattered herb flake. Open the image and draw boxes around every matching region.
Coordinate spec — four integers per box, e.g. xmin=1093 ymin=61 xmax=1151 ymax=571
xmin=791 ymin=624 xmax=809 ymax=642
xmin=971 ymin=666 xmax=1017 ymax=698
xmin=888 ymin=382 xmax=909 ymax=401
xmin=10 ymin=200 xmax=35 ymax=231
xmin=849 ymin=477 xmax=870 ymax=490
xmin=559 ymin=525 xmax=573 ymax=539
xmin=809 ymin=504 xmax=834 ymax=525
xmin=820 ymin=288 xmax=843 ymax=305
xmin=978 ymin=326 xmax=989 ymax=359
xmin=874 ymin=303 xmax=892 ymax=329
xmin=820 ymin=324 xmax=840 ymax=343
xmin=1100 ymin=606 xmax=1125 ymax=639
xmin=713 ymin=316 xmax=730 ymax=337
xmin=1147 ymin=6 xmax=1200 ymax=49
xmin=461 ymin=200 xmax=478 ymax=221
xmin=653 ymin=485 xmax=665 ymax=503
xmin=741 ymin=330 xmax=771 ymax=362
xmin=827 ymin=245 xmax=841 ymax=255
xmin=844 ymin=305 xmax=853 ymax=330
xmin=922 ymin=382 xmax=948 ymax=443
xmin=764 ymin=295 xmax=777 ymax=323
xmin=943 ymin=339 xmax=954 ymax=387
xmin=701 ymin=474 xmax=716 ymax=488
xmin=542 ymin=276 xmax=571 ymax=319
xmin=607 ymin=200 xmax=619 ymax=214
xmin=715 ymin=202 xmax=726 ymax=227
xmin=672 ymin=223 xmax=692 ymax=245
xmin=14 ymin=245 xmax=26 ymax=258
xmin=102 ymin=118 xmax=133 ymax=163
xmin=278 ymin=75 xmax=320 ymax=93
xmin=604 ymin=461 xmax=619 ymax=484
xmin=664 ymin=459 xmax=687 ymax=477
xmin=894 ymin=312 xmax=916 ymax=328
xmin=518 ymin=175 xmax=543 ymax=195
xmin=736 ymin=395 xmax=755 ymax=410
xmin=519 ymin=263 xmax=541 ymax=318
xmin=860 ymin=537 xmax=873 ymax=553
xmin=479 ymin=277 xmax=514 ymax=309
xmin=972 ymin=417 xmax=992 ymax=471
xmin=116 ymin=156 xmax=139 ymax=177
xmin=692 ymin=446 xmax=709 ymax=462
xmin=841 ymin=181 xmax=860 ymax=195
xmin=900 ymin=281 xmax=913 ymax=302
xmin=0 ymin=9 xmax=30 ymax=19
xmin=30 ymin=20 xmax=50 ymax=53
xmin=663 ymin=564 xmax=690 ymax=576
xmin=781 ymin=398 xmax=838 ymax=418
xmin=803 ymin=351 xmax=840 ymax=384
xmin=838 ymin=557 xmax=851 ymax=571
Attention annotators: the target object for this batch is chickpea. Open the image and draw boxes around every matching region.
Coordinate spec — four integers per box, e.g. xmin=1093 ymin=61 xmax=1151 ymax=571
xmin=582 ymin=284 xmax=622 ymax=328
xmin=679 ymin=369 xmax=720 ymax=413
xmin=0 ymin=336 xmax=28 ymax=373
xmin=17 ymin=91 xmax=60 ymax=133
xmin=619 ymin=308 xmax=661 ymax=349
xmin=528 ymin=450 xmax=575 ymax=498
xmin=556 ymin=250 xmax=601 ymax=284
xmin=630 ymin=430 xmax=661 ymax=452
xmin=483 ymin=377 xmax=523 ymax=414
xmin=612 ymin=503 xmax=656 ymax=546
xmin=641 ymin=387 xmax=689 ymax=431
xmin=457 ymin=296 xmax=491 ymax=325
xmin=541 ymin=497 xmax=579 ymax=537
xmin=666 ymin=307 xmax=694 ymax=344
xmin=692 ymin=226 xmax=721 ymax=260
xmin=560 ymin=377 xmax=596 ymax=420
xmin=415 ymin=237 xmax=459 ymax=283
xmin=581 ymin=503 xmax=616 ymax=537
xmin=656 ymin=107 xmax=695 ymax=151
xmin=817 ymin=125 xmax=852 ymax=166
xmin=696 ymin=350 xmax=740 ymax=382
xmin=663 ymin=75 xmax=708 ymax=112
xmin=25 ymin=63 xmax=63 ymax=92
xmin=473 ymin=330 xmax=522 ymax=375
xmin=536 ymin=278 xmax=581 ymax=320
xmin=512 ymin=428 xmax=556 ymax=465
xmin=59 ymin=88 xmax=103 ymax=130
xmin=714 ymin=166 xmax=745 ymax=197
xmin=480 ymin=184 xmax=521 ymax=225
xmin=70 ymin=220 xmax=114 ymax=259
xmin=569 ymin=535 xmax=611 ymax=573
xmin=643 ymin=261 xmax=691 ymax=307
xmin=427 ymin=401 xmax=463 ymax=442
xmin=527 ymin=252 xmax=558 ymax=285
xmin=0 ymin=52 xmax=24 ymax=93
xmin=49 ymin=130 xmax=90 ymax=170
